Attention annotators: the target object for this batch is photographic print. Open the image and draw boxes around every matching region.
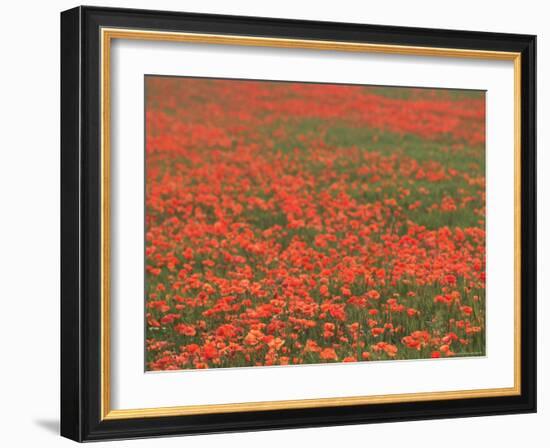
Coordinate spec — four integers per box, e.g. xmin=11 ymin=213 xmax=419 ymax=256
xmin=61 ymin=8 xmax=536 ymax=440
xmin=145 ymin=77 xmax=486 ymax=371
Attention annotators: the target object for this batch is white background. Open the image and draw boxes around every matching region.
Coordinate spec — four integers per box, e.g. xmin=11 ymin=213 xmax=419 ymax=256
xmin=111 ymin=40 xmax=515 ymax=410
xmin=0 ymin=0 xmax=546 ymax=447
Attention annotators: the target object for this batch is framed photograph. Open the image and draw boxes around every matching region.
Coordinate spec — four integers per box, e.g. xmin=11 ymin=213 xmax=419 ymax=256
xmin=60 ymin=6 xmax=536 ymax=442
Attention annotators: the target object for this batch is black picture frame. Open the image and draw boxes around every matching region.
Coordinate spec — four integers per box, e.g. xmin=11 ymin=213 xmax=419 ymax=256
xmin=61 ymin=5 xmax=536 ymax=442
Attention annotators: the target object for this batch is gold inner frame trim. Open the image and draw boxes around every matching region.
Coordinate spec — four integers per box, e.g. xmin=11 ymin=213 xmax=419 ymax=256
xmin=100 ymin=27 xmax=522 ymax=420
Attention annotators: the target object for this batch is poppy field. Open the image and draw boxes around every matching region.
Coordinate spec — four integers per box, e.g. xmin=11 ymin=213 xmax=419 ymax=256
xmin=145 ymin=77 xmax=486 ymax=371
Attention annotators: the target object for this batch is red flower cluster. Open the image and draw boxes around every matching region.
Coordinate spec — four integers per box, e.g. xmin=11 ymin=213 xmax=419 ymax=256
xmin=145 ymin=77 xmax=486 ymax=370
